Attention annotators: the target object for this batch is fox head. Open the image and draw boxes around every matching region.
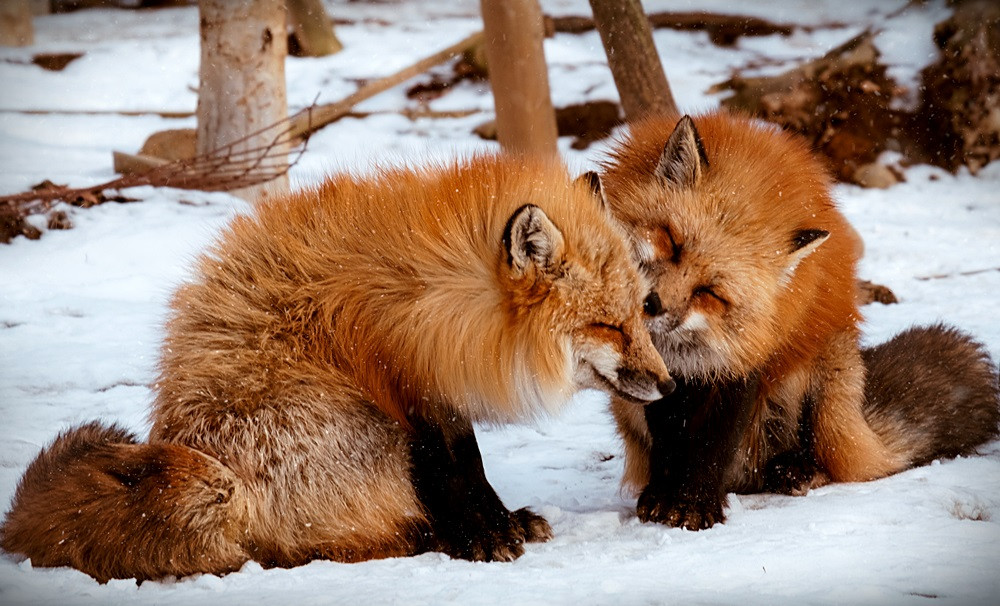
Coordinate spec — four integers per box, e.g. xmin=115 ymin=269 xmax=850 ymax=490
xmin=500 ymin=195 xmax=674 ymax=411
xmin=602 ymin=114 xmax=858 ymax=380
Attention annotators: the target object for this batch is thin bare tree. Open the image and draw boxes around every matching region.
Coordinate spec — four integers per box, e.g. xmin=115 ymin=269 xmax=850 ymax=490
xmin=588 ymin=0 xmax=678 ymax=119
xmin=480 ymin=0 xmax=558 ymax=156
xmin=287 ymin=0 xmax=342 ymax=57
xmin=0 ymin=0 xmax=33 ymax=47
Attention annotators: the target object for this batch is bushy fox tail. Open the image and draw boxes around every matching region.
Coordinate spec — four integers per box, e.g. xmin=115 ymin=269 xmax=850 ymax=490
xmin=862 ymin=324 xmax=1000 ymax=469
xmin=0 ymin=421 xmax=249 ymax=582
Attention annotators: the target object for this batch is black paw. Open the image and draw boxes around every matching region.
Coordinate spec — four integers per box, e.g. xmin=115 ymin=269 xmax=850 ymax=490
xmin=637 ymin=484 xmax=725 ymax=530
xmin=438 ymin=507 xmax=551 ymax=562
xmin=763 ymin=451 xmax=825 ymax=495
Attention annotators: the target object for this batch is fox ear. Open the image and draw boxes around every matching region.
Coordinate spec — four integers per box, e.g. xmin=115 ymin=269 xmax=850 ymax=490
xmin=503 ymin=204 xmax=565 ymax=277
xmin=657 ymin=115 xmax=709 ymax=188
xmin=575 ymin=171 xmax=608 ymax=211
xmin=782 ymin=229 xmax=829 ymax=284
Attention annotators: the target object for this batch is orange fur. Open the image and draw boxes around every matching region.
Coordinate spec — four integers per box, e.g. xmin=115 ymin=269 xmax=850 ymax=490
xmin=603 ymin=111 xmax=904 ymax=492
xmin=2 ymin=154 xmax=670 ymax=581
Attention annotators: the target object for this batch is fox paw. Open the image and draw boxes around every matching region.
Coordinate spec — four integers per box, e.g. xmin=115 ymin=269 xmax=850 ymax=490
xmin=511 ymin=507 xmax=553 ymax=543
xmin=438 ymin=507 xmax=551 ymax=562
xmin=637 ymin=485 xmax=725 ymax=530
xmin=763 ymin=451 xmax=829 ymax=496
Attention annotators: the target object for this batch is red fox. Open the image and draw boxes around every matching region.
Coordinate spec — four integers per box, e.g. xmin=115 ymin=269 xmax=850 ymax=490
xmin=0 ymin=155 xmax=673 ymax=581
xmin=599 ymin=111 xmax=1000 ymax=529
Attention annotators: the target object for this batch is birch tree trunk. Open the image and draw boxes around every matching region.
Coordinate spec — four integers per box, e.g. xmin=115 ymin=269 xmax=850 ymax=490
xmin=480 ymin=0 xmax=558 ymax=157
xmin=588 ymin=0 xmax=678 ymax=119
xmin=197 ymin=0 xmax=289 ymax=201
xmin=0 ymin=0 xmax=33 ymax=47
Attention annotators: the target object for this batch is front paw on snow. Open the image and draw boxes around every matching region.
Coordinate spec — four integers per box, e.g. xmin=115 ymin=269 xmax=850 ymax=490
xmin=636 ymin=484 xmax=725 ymax=530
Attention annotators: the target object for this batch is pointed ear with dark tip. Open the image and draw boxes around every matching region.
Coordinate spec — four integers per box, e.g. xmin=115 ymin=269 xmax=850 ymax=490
xmin=657 ymin=115 xmax=709 ymax=188
xmin=792 ymin=229 xmax=830 ymax=253
xmin=503 ymin=204 xmax=565 ymax=277
xmin=575 ymin=170 xmax=608 ymax=211
xmin=782 ymin=228 xmax=830 ymax=284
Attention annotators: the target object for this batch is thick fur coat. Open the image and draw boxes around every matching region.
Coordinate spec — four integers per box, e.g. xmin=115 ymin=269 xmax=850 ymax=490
xmin=1 ymin=155 xmax=671 ymax=580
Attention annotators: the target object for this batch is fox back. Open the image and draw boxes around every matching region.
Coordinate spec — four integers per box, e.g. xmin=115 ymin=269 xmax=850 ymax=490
xmin=156 ymin=154 xmax=670 ymax=436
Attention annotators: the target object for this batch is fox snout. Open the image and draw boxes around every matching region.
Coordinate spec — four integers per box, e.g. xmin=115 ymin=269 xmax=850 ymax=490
xmin=576 ymin=327 xmax=674 ymax=404
xmin=615 ymin=366 xmax=675 ymax=403
xmin=643 ymin=291 xmax=683 ymax=333
xmin=614 ymin=324 xmax=675 ymax=403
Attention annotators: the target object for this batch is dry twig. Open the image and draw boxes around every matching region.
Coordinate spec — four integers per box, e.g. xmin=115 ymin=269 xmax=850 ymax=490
xmin=0 ymin=106 xmax=314 ymax=242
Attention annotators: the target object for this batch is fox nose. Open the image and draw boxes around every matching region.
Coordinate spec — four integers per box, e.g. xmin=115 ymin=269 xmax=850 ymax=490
xmin=657 ymin=377 xmax=676 ymax=397
xmin=643 ymin=292 xmax=664 ymax=317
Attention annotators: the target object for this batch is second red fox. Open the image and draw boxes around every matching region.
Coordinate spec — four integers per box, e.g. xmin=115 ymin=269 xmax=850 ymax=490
xmin=600 ymin=111 xmax=1000 ymax=530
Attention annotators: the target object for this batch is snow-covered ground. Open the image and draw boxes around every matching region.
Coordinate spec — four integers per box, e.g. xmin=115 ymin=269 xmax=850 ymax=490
xmin=1 ymin=1 xmax=998 ymax=604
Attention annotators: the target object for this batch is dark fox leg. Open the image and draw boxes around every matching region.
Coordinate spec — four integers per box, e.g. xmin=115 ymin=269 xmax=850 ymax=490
xmin=0 ymin=422 xmax=249 ymax=583
xmin=408 ymin=413 xmax=551 ymax=562
xmin=762 ymin=394 xmax=829 ymax=495
xmin=638 ymin=374 xmax=759 ymax=530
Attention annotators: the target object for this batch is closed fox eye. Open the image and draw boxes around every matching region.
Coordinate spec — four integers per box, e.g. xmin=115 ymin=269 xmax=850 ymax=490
xmin=692 ymin=285 xmax=728 ymax=307
xmin=588 ymin=322 xmax=625 ymax=342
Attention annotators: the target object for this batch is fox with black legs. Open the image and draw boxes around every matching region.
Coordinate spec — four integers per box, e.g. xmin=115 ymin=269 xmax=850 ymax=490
xmin=598 ymin=111 xmax=999 ymax=529
xmin=0 ymin=155 xmax=672 ymax=581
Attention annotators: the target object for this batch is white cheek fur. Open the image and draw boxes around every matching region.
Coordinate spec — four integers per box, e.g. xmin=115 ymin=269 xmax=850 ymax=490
xmin=680 ymin=310 xmax=709 ymax=332
xmin=583 ymin=343 xmax=621 ymax=382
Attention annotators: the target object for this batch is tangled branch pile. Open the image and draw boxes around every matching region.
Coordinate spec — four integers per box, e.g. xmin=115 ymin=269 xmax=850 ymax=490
xmin=715 ymin=0 xmax=1000 ymax=186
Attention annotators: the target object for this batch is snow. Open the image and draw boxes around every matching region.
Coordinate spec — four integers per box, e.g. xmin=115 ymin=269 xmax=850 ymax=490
xmin=1 ymin=1 xmax=999 ymax=604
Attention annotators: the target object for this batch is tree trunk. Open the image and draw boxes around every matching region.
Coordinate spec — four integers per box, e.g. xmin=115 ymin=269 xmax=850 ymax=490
xmin=197 ymin=0 xmax=289 ymax=201
xmin=588 ymin=0 xmax=678 ymax=120
xmin=287 ymin=0 xmax=342 ymax=57
xmin=480 ymin=0 xmax=558 ymax=157
xmin=0 ymin=0 xmax=33 ymax=47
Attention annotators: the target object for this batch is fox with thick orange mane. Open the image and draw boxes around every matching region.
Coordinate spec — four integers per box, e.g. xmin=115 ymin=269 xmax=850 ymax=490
xmin=0 ymin=155 xmax=673 ymax=581
xmin=600 ymin=111 xmax=999 ymax=529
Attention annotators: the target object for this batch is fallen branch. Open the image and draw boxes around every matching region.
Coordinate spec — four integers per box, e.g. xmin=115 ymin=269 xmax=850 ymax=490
xmin=0 ymin=108 xmax=195 ymax=118
xmin=546 ymin=11 xmax=794 ymax=45
xmin=5 ymin=31 xmax=488 ymax=242
xmin=290 ymin=31 xmax=484 ymax=139
xmin=709 ymin=29 xmax=879 ymax=114
xmin=915 ymin=267 xmax=1000 ymax=281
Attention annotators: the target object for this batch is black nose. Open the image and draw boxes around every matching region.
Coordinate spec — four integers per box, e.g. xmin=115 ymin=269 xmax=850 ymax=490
xmin=658 ymin=378 xmax=676 ymax=397
xmin=643 ymin=292 xmax=663 ymax=317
